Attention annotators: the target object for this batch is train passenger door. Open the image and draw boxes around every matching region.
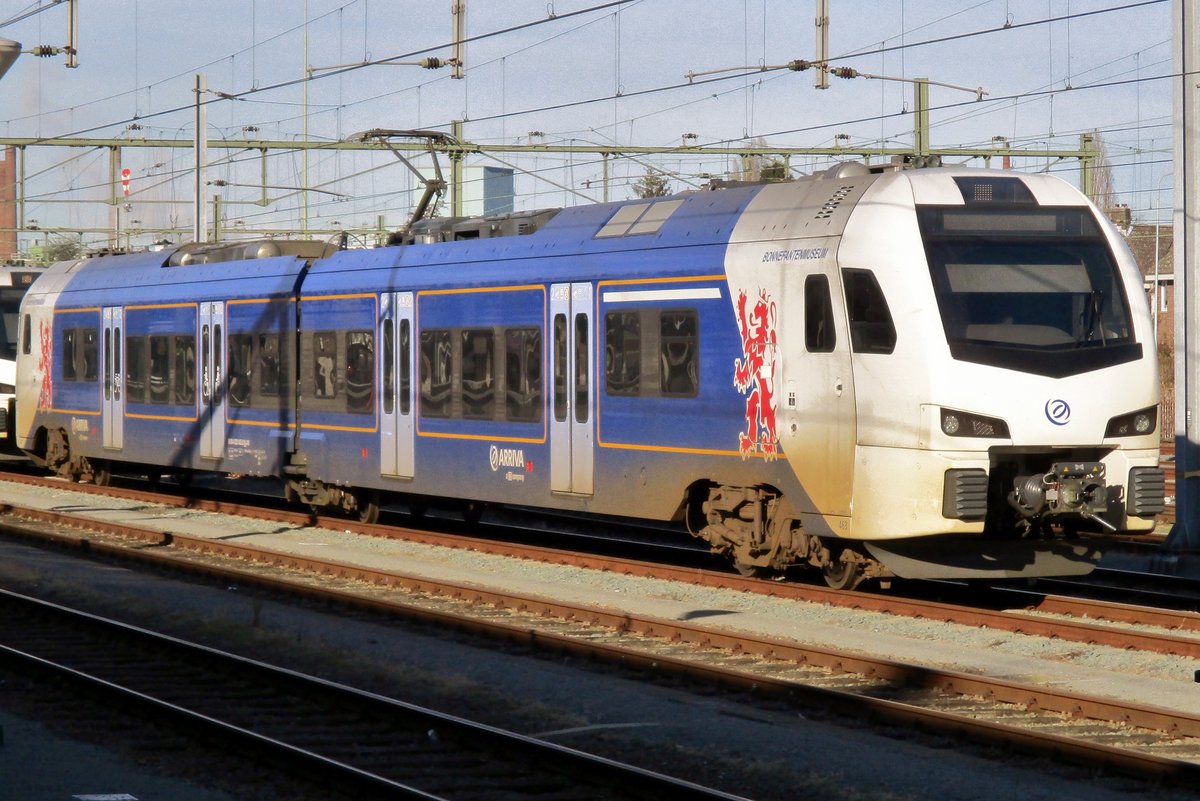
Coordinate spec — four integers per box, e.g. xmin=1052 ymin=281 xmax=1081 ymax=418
xmin=199 ymin=301 xmax=226 ymax=461
xmin=788 ymin=272 xmax=855 ymax=519
xmin=380 ymin=291 xmax=415 ymax=479
xmin=101 ymin=306 xmax=123 ymax=450
xmin=550 ymin=282 xmax=594 ymax=496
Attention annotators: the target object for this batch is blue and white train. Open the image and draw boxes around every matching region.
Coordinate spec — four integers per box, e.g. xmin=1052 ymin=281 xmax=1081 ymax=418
xmin=14 ymin=163 xmax=1164 ymax=587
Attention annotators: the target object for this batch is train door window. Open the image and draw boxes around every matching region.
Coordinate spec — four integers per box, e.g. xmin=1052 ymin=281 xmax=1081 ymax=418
xmin=399 ymin=319 xmax=411 ymax=415
xmin=553 ymin=314 xmax=567 ymax=422
xmin=805 ymin=275 xmax=836 ymax=353
xmin=61 ymin=328 xmax=78 ymax=381
xmin=125 ymin=336 xmax=146 ymax=403
xmin=103 ymin=329 xmax=111 ymax=400
xmin=383 ymin=319 xmax=394 ymax=415
xmin=660 ymin=310 xmax=698 ymax=397
xmin=313 ymin=331 xmax=337 ymax=399
xmin=81 ymin=328 xmax=98 ymax=382
xmin=604 ymin=311 xmax=641 ymax=396
xmin=257 ymin=333 xmax=282 ymax=398
xmin=21 ymin=314 xmax=30 ymax=356
xmin=574 ymin=314 xmax=588 ymax=424
xmin=113 ymin=327 xmax=121 ymax=402
xmin=505 ymin=328 xmax=542 ymax=422
xmin=460 ymin=329 xmax=495 ymax=419
xmin=842 ymin=269 xmax=896 ymax=354
xmin=149 ymin=335 xmax=170 ymax=403
xmin=345 ymin=331 xmax=374 ymax=414
xmin=173 ymin=334 xmax=196 ymax=404
xmin=228 ymin=334 xmax=253 ymax=406
xmin=419 ymin=328 xmax=452 ymax=418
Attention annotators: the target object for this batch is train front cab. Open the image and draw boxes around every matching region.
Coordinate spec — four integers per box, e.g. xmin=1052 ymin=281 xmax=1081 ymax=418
xmin=841 ymin=170 xmax=1165 ymax=582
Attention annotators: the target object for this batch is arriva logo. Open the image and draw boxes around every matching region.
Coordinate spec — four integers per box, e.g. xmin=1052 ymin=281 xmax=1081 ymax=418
xmin=489 ymin=444 xmax=526 ymax=472
xmin=1044 ymin=398 xmax=1071 ymax=426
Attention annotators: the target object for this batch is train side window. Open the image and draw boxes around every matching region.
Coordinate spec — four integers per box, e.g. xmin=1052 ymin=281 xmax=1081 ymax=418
xmin=660 ymin=310 xmax=698 ymax=397
xmin=383 ymin=320 xmax=394 ymax=415
xmin=149 ymin=335 xmax=170 ymax=403
xmin=173 ymin=334 xmax=196 ymax=405
xmin=61 ymin=328 xmax=78 ymax=381
xmin=505 ymin=328 xmax=542 ymax=422
xmin=399 ymin=319 xmax=411 ymax=415
xmin=842 ymin=269 xmax=897 ymax=355
xmin=228 ymin=334 xmax=254 ymax=406
xmin=257 ymin=333 xmax=282 ymax=398
xmin=125 ymin=336 xmax=146 ymax=403
xmin=313 ymin=331 xmax=337 ymax=399
xmin=345 ymin=330 xmax=374 ymax=414
xmin=574 ymin=314 xmax=588 ymax=424
xmin=604 ymin=311 xmax=640 ymax=396
xmin=460 ymin=329 xmax=495 ymax=419
xmin=81 ymin=328 xmax=98 ymax=382
xmin=804 ymin=275 xmax=836 ymax=353
xmin=21 ymin=314 xmax=30 ymax=356
xmin=553 ymin=314 xmax=567 ymax=422
xmin=419 ymin=328 xmax=452 ymax=418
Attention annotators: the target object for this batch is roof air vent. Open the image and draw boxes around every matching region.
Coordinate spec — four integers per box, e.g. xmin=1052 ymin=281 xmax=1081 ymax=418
xmin=815 ymin=185 xmax=855 ymax=220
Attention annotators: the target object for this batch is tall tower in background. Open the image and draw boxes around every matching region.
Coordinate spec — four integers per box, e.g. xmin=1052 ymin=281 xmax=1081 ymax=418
xmin=0 ymin=148 xmax=15 ymax=262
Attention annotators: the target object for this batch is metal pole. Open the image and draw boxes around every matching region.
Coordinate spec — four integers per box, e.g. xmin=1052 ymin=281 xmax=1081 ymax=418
xmin=451 ymin=119 xmax=464 ymax=217
xmin=914 ymin=79 xmax=929 ymax=160
xmin=194 ymin=74 xmax=206 ymax=243
xmin=452 ymin=1 xmax=466 ymax=79
xmin=814 ymin=0 xmax=829 ymax=90
xmin=66 ymin=0 xmax=78 ymax=68
xmin=1167 ymin=0 xmax=1200 ymax=551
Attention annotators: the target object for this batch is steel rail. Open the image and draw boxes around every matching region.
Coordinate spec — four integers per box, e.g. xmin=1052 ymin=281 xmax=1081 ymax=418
xmin=2 ymin=484 xmax=1200 ymax=657
xmin=0 ymin=588 xmax=748 ymax=801
xmin=2 ymin=503 xmax=1200 ymax=786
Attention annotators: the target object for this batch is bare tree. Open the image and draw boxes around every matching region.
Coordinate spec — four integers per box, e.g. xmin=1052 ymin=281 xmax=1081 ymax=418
xmin=1088 ymin=133 xmax=1117 ymax=211
xmin=44 ymin=234 xmax=83 ymax=264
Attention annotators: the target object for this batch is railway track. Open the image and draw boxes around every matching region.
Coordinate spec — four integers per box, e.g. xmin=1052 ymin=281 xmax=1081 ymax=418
xmin=3 ymin=471 xmax=1200 ymax=657
xmin=0 ymin=587 xmax=743 ymax=801
xmin=2 ymin=487 xmax=1200 ymax=789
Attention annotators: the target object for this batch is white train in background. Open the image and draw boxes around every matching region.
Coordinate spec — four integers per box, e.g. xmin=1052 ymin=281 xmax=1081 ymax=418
xmin=0 ymin=263 xmax=44 ymax=449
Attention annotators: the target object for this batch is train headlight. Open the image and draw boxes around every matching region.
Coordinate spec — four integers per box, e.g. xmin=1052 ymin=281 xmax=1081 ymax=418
xmin=1104 ymin=406 xmax=1157 ymax=438
xmin=940 ymin=408 xmax=1010 ymax=439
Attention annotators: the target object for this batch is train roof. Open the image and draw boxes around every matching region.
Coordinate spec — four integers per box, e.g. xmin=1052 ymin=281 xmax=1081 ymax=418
xmin=29 ymin=163 xmax=1100 ymax=305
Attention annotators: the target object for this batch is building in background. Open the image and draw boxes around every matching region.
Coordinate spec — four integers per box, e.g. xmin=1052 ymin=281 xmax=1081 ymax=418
xmin=461 ymin=166 xmax=514 ymax=217
xmin=0 ymin=147 xmax=15 ymax=262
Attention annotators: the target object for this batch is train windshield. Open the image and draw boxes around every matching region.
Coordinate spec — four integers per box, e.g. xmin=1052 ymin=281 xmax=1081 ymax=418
xmin=917 ymin=206 xmax=1140 ymax=378
xmin=0 ymin=286 xmax=25 ymax=362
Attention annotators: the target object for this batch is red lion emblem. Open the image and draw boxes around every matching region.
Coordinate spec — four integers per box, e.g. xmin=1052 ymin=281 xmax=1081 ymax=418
xmin=37 ymin=318 xmax=52 ymax=410
xmin=733 ymin=287 xmax=778 ymax=460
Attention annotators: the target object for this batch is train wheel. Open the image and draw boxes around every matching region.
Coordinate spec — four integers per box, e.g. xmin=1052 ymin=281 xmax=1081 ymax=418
xmin=463 ymin=501 xmax=485 ymax=525
xmin=355 ymin=492 xmax=380 ymax=524
xmin=91 ymin=463 xmax=112 ymax=487
xmin=734 ymin=561 xmax=766 ymax=578
xmin=822 ymin=557 xmax=864 ymax=591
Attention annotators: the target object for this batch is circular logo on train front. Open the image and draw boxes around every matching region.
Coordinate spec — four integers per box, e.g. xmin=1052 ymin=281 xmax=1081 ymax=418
xmin=1044 ymin=398 xmax=1071 ymax=426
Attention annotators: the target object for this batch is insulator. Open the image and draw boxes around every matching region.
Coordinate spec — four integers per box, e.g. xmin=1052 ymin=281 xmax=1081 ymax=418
xmin=419 ymin=57 xmax=443 ymax=69
xmin=30 ymin=45 xmax=60 ymax=58
xmin=831 ymin=67 xmax=858 ymax=79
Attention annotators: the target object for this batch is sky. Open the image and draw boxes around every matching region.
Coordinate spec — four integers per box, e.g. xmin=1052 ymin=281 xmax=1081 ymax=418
xmin=0 ymin=0 xmax=1179 ymax=251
